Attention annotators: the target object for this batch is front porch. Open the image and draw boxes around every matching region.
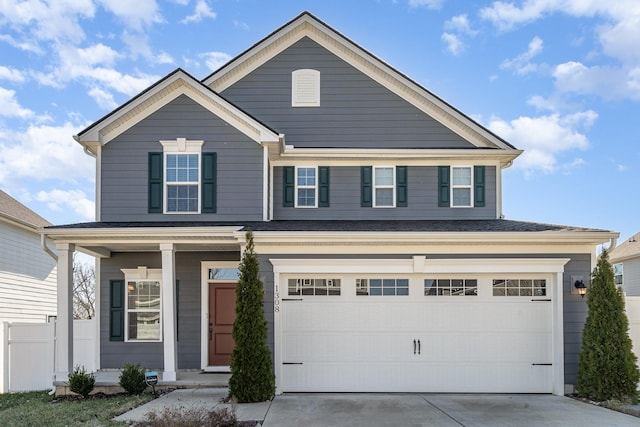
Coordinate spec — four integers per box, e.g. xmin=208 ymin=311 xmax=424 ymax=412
xmin=54 ymin=370 xmax=231 ymax=396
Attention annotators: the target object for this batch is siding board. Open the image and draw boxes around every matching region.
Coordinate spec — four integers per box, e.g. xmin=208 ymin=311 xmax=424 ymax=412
xmin=220 ymin=37 xmax=476 ymax=150
xmin=100 ymin=95 xmax=264 ymax=222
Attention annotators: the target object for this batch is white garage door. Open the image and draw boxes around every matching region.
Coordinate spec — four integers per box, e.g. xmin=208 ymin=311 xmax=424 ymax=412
xmin=280 ymin=275 xmax=553 ymax=393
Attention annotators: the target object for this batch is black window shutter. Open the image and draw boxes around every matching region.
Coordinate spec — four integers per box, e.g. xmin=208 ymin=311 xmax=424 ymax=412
xmin=148 ymin=152 xmax=163 ymax=213
xmin=396 ymin=166 xmax=408 ymax=207
xmin=283 ymin=166 xmax=295 ymax=207
xmin=202 ymin=153 xmax=217 ymax=213
xmin=438 ymin=166 xmax=450 ymax=207
xmin=109 ymin=280 xmax=124 ymax=341
xmin=474 ymin=166 xmax=485 ymax=207
xmin=361 ymin=166 xmax=372 ymax=207
xmin=318 ymin=166 xmax=330 ymax=207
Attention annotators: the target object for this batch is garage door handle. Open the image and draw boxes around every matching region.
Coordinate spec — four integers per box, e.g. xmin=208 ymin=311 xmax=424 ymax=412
xmin=532 ymin=363 xmax=552 ymax=366
xmin=418 ymin=339 xmax=421 ymax=355
xmin=413 ymin=339 xmax=416 ymax=354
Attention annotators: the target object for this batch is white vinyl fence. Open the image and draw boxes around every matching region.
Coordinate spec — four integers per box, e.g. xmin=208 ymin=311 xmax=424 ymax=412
xmin=0 ymin=319 xmax=96 ymax=393
xmin=626 ymin=297 xmax=640 ymax=381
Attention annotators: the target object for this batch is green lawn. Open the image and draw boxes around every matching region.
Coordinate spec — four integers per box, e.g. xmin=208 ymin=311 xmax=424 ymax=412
xmin=0 ymin=390 xmax=153 ymax=427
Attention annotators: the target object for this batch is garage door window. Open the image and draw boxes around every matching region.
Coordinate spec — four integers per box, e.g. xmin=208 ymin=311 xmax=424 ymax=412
xmin=424 ymin=279 xmax=477 ymax=296
xmin=288 ymin=278 xmax=341 ymax=296
xmin=492 ymin=279 xmax=546 ymax=296
xmin=356 ymin=278 xmax=409 ymax=296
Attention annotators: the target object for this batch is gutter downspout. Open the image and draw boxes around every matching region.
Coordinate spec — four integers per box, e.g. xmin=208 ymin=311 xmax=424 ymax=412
xmin=41 ymin=232 xmax=58 ymax=262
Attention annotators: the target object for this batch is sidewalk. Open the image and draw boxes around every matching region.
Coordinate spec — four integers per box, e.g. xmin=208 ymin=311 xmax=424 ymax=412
xmin=113 ymin=388 xmax=271 ymax=425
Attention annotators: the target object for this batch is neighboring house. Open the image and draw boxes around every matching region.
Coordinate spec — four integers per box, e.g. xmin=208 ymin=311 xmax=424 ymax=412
xmin=0 ymin=190 xmax=57 ymax=323
xmin=44 ymin=12 xmax=617 ymax=396
xmin=610 ymin=233 xmax=640 ymax=295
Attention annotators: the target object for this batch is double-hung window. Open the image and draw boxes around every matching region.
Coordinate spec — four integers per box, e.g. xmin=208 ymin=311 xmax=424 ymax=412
xmin=296 ymin=167 xmax=317 ymax=207
xmin=451 ymin=166 xmax=472 ymax=207
xmin=160 ymin=139 xmax=204 ymax=214
xmin=374 ymin=166 xmax=395 ymax=207
xmin=122 ymin=268 xmax=162 ymax=342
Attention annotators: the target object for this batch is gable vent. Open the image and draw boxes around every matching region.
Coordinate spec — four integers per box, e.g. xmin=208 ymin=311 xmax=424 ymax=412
xmin=292 ymin=69 xmax=320 ymax=107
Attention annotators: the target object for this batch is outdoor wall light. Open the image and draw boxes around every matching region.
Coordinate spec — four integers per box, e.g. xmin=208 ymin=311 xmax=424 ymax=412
xmin=574 ymin=280 xmax=587 ymax=298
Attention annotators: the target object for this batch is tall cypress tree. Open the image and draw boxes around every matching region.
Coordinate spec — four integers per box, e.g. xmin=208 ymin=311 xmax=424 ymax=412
xmin=229 ymin=230 xmax=275 ymax=402
xmin=576 ymin=249 xmax=639 ymax=401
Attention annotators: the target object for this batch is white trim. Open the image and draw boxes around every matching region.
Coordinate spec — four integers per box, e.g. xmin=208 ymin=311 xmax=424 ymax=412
xmin=160 ymin=244 xmax=177 ymax=381
xmin=553 ymin=271 xmax=565 ymax=396
xmin=292 ymin=69 xmax=320 ymax=107
xmin=161 ymin=139 xmax=204 ymax=215
xmin=263 ymin=146 xmax=269 ymax=221
xmin=451 ymin=165 xmax=473 ymax=208
xmin=295 ymin=166 xmax=318 ymax=208
xmin=95 ymin=146 xmax=102 ymax=221
xmin=373 ymin=166 xmax=395 ymax=208
xmin=204 ymin=14 xmax=516 ymax=151
xmin=200 ymin=261 xmax=241 ymax=371
xmin=76 ymin=70 xmax=280 ymax=151
xmin=121 ymin=268 xmax=163 ymax=342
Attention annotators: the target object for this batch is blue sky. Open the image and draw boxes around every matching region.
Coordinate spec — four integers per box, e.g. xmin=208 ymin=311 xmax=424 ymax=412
xmin=0 ymin=0 xmax=638 ymax=242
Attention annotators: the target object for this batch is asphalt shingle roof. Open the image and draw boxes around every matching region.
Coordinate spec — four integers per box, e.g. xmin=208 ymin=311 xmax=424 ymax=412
xmin=0 ymin=190 xmax=51 ymax=229
xmin=610 ymin=232 xmax=640 ymax=261
xmin=45 ymin=219 xmax=607 ymax=233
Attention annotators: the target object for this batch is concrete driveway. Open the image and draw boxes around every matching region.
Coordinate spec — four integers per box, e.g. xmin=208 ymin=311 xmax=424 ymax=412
xmin=115 ymin=389 xmax=640 ymax=426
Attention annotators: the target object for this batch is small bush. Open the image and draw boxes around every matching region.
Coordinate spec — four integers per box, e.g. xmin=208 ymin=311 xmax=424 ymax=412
xmin=143 ymin=405 xmax=240 ymax=427
xmin=68 ymin=365 xmax=95 ymax=398
xmin=119 ymin=363 xmax=147 ymax=395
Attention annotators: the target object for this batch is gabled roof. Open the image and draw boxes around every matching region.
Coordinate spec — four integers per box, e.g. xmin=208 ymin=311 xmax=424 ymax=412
xmin=203 ymin=11 xmax=517 ymax=152
xmin=610 ymin=232 xmax=640 ymax=263
xmin=0 ymin=190 xmax=51 ymax=230
xmin=75 ymin=68 xmax=280 ymax=155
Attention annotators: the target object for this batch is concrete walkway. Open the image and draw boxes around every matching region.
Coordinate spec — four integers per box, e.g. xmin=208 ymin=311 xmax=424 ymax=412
xmin=115 ymin=389 xmax=640 ymax=426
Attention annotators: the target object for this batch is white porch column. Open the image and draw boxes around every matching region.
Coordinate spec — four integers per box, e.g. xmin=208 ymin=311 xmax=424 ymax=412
xmin=553 ymin=271 xmax=565 ymax=396
xmin=160 ymin=243 xmax=177 ymax=381
xmin=55 ymin=243 xmax=74 ymax=382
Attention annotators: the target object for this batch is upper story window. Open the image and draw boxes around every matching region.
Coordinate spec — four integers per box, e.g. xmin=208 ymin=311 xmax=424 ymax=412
xmin=283 ymin=166 xmax=330 ymax=208
xmin=166 ymin=153 xmax=199 ymax=212
xmin=451 ymin=166 xmax=472 ymax=207
xmin=292 ymin=69 xmax=320 ymax=107
xmin=296 ymin=167 xmax=317 ymax=207
xmin=438 ymin=165 xmax=485 ymax=208
xmin=374 ymin=167 xmax=395 ymax=207
xmin=360 ymin=166 xmax=407 ymax=208
xmin=149 ymin=145 xmax=217 ymax=215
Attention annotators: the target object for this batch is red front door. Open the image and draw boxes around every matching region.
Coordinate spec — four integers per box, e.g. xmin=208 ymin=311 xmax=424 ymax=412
xmin=208 ymin=282 xmax=237 ymax=366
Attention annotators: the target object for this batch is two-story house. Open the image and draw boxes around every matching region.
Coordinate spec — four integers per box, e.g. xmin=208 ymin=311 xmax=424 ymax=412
xmin=0 ymin=190 xmax=57 ymax=323
xmin=44 ymin=12 xmax=617 ymax=396
xmin=610 ymin=233 xmax=640 ymax=295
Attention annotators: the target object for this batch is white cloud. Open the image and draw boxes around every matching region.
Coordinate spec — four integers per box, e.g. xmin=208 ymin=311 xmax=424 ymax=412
xmin=88 ymin=86 xmax=118 ymax=110
xmin=0 ymin=0 xmax=95 ymax=43
xmin=98 ymin=0 xmax=164 ymax=31
xmin=36 ymin=189 xmax=95 ymax=221
xmin=200 ymin=52 xmax=232 ymax=71
xmin=180 ymin=0 xmax=216 ymax=24
xmin=441 ymin=32 xmax=464 ymax=56
xmin=0 ymin=66 xmax=26 ymax=83
xmin=0 ymin=122 xmax=94 ymax=188
xmin=233 ymin=20 xmax=250 ymax=31
xmin=444 ymin=14 xmax=477 ymax=35
xmin=553 ymin=61 xmax=640 ymax=100
xmin=0 ymin=34 xmax=43 ymax=54
xmin=500 ymin=36 xmax=544 ymax=75
xmin=487 ymin=111 xmax=597 ymax=173
xmin=0 ymin=87 xmax=34 ymax=119
xmin=409 ymin=0 xmax=444 ymax=9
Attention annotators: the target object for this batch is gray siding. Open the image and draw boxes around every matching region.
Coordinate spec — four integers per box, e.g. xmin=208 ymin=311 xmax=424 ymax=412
xmin=273 ymin=165 xmax=497 ymax=220
xmin=220 ymin=37 xmax=475 ymax=149
xmin=100 ymin=251 xmax=240 ymax=369
xmin=100 ymin=95 xmax=264 ymax=222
